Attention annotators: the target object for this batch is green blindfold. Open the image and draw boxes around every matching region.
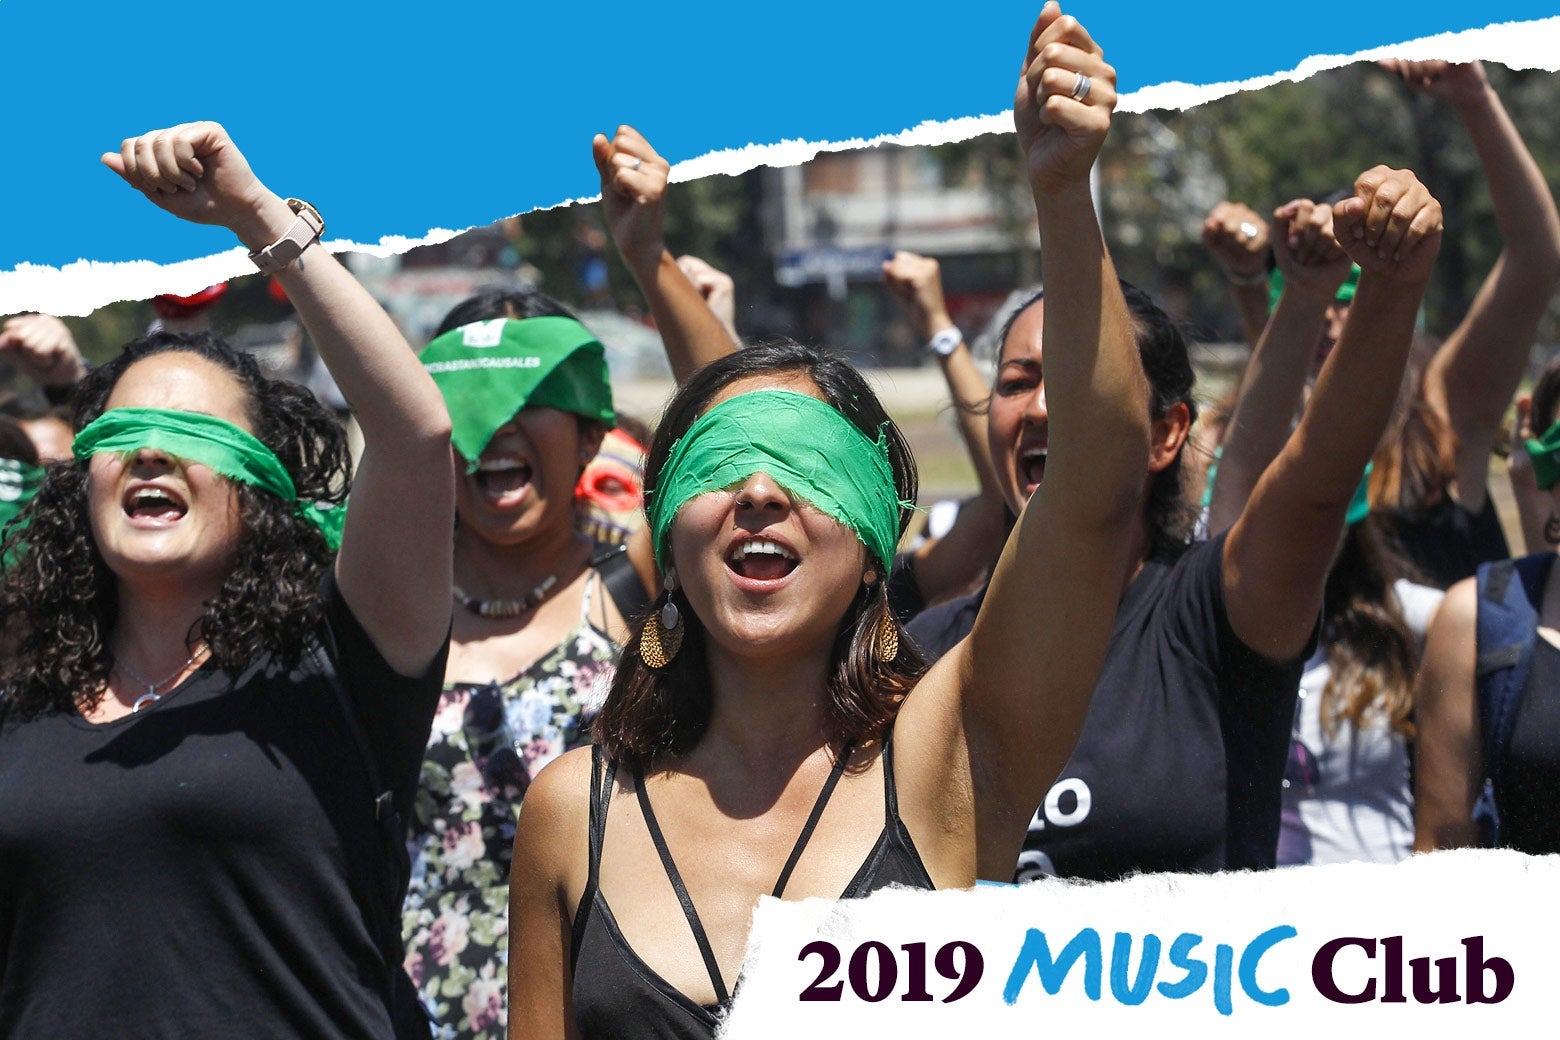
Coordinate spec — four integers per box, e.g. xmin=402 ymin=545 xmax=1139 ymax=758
xmin=0 ymin=457 xmax=45 ymax=567
xmin=421 ymin=317 xmax=615 ymax=470
xmin=72 ymin=407 xmax=345 ymax=550
xmin=648 ymin=390 xmax=902 ymax=574
xmin=1268 ymin=264 xmax=1360 ymax=312
xmin=1526 ymin=419 xmax=1560 ymax=491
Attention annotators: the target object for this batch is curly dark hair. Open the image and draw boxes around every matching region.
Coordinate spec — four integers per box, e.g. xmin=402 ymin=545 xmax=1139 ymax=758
xmin=592 ymin=341 xmax=927 ymax=763
xmin=0 ymin=332 xmax=351 ymax=718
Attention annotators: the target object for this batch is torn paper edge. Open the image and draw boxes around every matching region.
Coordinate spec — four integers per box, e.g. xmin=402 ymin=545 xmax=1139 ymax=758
xmin=4 ymin=15 xmax=1557 ymax=317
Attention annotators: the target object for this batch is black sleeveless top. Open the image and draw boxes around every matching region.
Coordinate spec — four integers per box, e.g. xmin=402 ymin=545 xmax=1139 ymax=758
xmin=1378 ymin=492 xmax=1510 ymax=590
xmin=569 ymin=737 xmax=934 ymax=1038
xmin=1502 ymin=638 xmax=1560 ymax=853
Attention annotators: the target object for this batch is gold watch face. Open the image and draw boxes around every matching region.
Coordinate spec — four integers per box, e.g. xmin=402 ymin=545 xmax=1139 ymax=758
xmin=286 ymin=198 xmax=325 ymax=239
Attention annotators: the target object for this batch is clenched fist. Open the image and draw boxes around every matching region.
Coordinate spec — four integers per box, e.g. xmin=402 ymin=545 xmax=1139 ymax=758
xmin=1332 ymin=167 xmax=1442 ymax=284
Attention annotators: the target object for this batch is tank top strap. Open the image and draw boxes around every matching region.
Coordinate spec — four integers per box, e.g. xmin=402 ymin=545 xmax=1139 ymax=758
xmin=629 ymin=742 xmax=858 ymax=1008
xmin=882 ymin=729 xmax=903 ymax=822
xmin=571 ymin=745 xmax=618 ymax=972
xmin=585 ymin=566 xmax=603 ymax=620
xmin=633 ymin=763 xmax=732 ymax=1006
xmin=770 ymin=742 xmax=855 ymax=899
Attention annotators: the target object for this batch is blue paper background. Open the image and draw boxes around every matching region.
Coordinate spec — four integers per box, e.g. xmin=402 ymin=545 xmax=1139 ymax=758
xmin=2 ymin=0 xmax=1554 ymax=275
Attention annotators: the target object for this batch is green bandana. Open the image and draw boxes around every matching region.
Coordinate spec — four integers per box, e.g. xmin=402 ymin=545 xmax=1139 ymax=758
xmin=1526 ymin=420 xmax=1560 ymax=491
xmin=648 ymin=390 xmax=901 ymax=573
xmin=1346 ymin=462 xmax=1373 ymax=526
xmin=72 ymin=407 xmax=345 ymax=550
xmin=0 ymin=457 xmax=45 ymax=567
xmin=421 ymin=316 xmax=615 ymax=470
xmin=1199 ymin=448 xmax=1370 ymax=525
xmin=1268 ymin=264 xmax=1360 ymax=312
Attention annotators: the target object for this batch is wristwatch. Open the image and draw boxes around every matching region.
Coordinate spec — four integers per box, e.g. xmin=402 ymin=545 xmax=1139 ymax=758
xmin=926 ymin=327 xmax=963 ymax=358
xmin=248 ymin=199 xmax=325 ymax=275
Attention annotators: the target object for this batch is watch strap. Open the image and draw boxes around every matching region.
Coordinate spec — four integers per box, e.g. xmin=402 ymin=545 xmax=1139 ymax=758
xmin=248 ymin=199 xmax=325 ymax=276
xmin=926 ymin=326 xmax=963 ymax=358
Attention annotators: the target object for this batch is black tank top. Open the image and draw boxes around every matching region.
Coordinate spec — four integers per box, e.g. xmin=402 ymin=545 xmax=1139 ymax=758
xmin=569 ymin=737 xmax=934 ymax=1039
xmin=1379 ymin=492 xmax=1510 ymax=590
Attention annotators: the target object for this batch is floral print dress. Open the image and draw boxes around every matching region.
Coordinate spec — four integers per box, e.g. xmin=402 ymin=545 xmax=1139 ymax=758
xmin=403 ymin=573 xmax=619 ymax=1039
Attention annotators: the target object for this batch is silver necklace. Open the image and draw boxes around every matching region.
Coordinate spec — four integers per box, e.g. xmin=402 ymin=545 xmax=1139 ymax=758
xmin=116 ymin=646 xmax=209 ymax=713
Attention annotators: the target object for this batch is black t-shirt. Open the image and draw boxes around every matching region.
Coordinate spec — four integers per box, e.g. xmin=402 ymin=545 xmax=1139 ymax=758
xmin=0 ymin=576 xmax=447 ymax=1039
xmin=906 ymin=532 xmax=1306 ymax=881
xmin=1378 ymin=491 xmax=1510 ymax=591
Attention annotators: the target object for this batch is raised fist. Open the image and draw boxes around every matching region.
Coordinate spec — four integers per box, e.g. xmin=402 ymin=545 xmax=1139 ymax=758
xmin=1271 ymin=198 xmax=1351 ymax=301
xmin=675 ymin=255 xmax=739 ymax=341
xmin=592 ymin=125 xmax=670 ymax=274
xmin=1201 ymin=202 xmax=1269 ymax=281
xmin=1013 ymin=2 xmax=1117 ymax=195
xmin=102 ymin=122 xmax=282 ymax=245
xmin=1378 ymin=59 xmax=1490 ymax=107
xmin=0 ymin=314 xmax=86 ymax=389
xmin=1332 ymin=167 xmax=1442 ymax=284
xmin=881 ymin=251 xmax=954 ymax=340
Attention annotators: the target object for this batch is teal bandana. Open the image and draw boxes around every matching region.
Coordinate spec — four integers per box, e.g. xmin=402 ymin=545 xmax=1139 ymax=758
xmin=1526 ymin=419 xmax=1560 ymax=491
xmin=72 ymin=407 xmax=344 ymax=549
xmin=1199 ymin=448 xmax=1370 ymax=526
xmin=1346 ymin=462 xmax=1373 ymax=526
xmin=648 ymin=390 xmax=902 ymax=573
xmin=421 ymin=316 xmax=616 ymax=470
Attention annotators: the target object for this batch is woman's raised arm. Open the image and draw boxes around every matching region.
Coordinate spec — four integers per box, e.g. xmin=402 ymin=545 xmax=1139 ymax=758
xmin=1386 ymin=61 xmax=1560 ymax=511
xmin=105 ymin=122 xmax=453 ymax=675
xmin=895 ymin=2 xmax=1151 ymax=882
xmin=592 ymin=126 xmax=740 ymax=384
xmin=1222 ymin=168 xmax=1441 ymax=664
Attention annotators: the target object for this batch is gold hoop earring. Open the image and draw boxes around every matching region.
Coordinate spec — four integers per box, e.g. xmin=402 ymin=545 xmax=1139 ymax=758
xmin=640 ymin=572 xmax=684 ymax=669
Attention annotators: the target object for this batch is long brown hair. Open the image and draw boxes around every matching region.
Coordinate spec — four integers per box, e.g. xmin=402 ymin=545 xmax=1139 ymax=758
xmin=1318 ymin=517 xmax=1419 ymax=739
xmin=591 ymin=342 xmax=926 ymax=764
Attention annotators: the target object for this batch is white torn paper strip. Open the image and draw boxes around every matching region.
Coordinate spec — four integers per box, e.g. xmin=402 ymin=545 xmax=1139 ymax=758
xmin=3 ymin=17 xmax=1557 ymax=317
xmin=722 ymin=850 xmax=1560 ymax=1036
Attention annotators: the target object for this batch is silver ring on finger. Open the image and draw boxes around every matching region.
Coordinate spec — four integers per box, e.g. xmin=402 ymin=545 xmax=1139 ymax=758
xmin=1070 ymin=72 xmax=1092 ymax=102
xmin=631 ymin=158 xmax=644 ymax=171
xmin=1239 ymin=221 xmax=1259 ymax=241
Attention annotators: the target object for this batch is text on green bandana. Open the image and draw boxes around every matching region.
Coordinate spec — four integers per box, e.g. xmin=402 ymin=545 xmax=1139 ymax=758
xmin=421 ymin=316 xmax=615 ymax=470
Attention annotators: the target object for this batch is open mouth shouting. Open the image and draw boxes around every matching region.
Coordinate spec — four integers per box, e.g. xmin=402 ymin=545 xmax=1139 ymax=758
xmin=726 ymin=535 xmax=799 ymax=585
xmin=474 ymin=456 xmax=534 ymax=508
xmin=122 ymin=481 xmax=189 ymax=527
xmin=1019 ymin=444 xmax=1048 ymax=498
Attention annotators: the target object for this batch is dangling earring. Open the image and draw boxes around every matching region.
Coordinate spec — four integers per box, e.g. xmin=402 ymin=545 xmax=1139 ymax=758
xmin=863 ymin=572 xmax=898 ymax=664
xmin=876 ymin=609 xmax=900 ymax=664
xmin=640 ymin=570 xmax=684 ymax=669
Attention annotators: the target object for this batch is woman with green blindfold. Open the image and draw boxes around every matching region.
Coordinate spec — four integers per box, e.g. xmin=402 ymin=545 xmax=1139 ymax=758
xmin=0 ymin=122 xmax=454 ymax=1039
xmin=400 ymin=289 xmax=655 ymax=1040
xmin=1417 ymin=356 xmax=1560 ymax=857
xmin=509 ymin=8 xmax=1153 ymax=1037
